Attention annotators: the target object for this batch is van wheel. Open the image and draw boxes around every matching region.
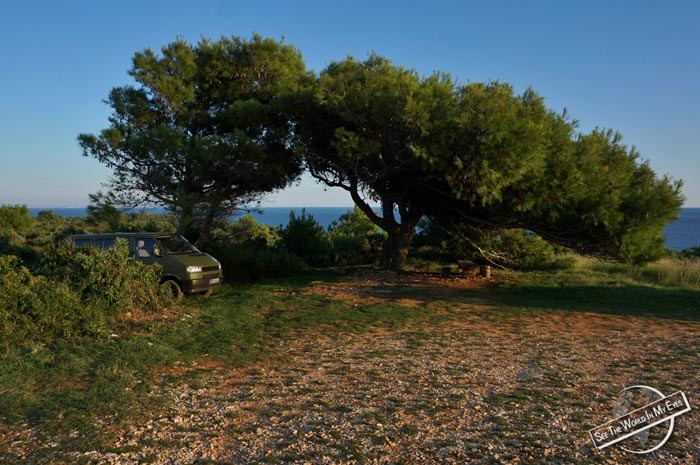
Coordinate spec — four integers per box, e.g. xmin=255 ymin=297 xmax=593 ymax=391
xmin=162 ymin=279 xmax=184 ymax=302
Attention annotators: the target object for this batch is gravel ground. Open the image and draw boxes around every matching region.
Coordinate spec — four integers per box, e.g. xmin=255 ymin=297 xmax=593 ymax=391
xmin=3 ymin=276 xmax=699 ymax=464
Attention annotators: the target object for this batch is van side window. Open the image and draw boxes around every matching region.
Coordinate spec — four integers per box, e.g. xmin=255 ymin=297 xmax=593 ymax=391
xmin=74 ymin=239 xmax=92 ymax=247
xmin=96 ymin=238 xmax=115 ymax=249
xmin=135 ymin=238 xmax=156 ymax=257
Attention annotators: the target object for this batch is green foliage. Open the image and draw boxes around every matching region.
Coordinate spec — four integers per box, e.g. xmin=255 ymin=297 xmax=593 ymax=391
xmin=86 ymin=192 xmax=124 ymax=231
xmin=0 ymin=239 xmax=171 ymax=352
xmin=204 ymin=215 xmax=303 ymax=280
xmin=679 ymin=246 xmax=700 ymax=259
xmin=0 ymin=255 xmax=83 ymax=349
xmin=638 ymin=257 xmax=700 ymax=289
xmin=298 ymin=54 xmax=683 ymax=269
xmin=281 ymin=209 xmax=331 ymax=266
xmin=78 ymin=34 xmax=309 ymax=241
xmin=223 ymin=213 xmax=281 ymax=247
xmin=204 ymin=209 xmax=385 ymax=278
xmin=207 ymin=242 xmax=305 ymax=281
xmin=430 ymin=89 xmax=683 ymax=265
xmin=41 ymin=238 xmax=169 ymax=312
xmin=122 ymin=211 xmax=176 ymax=233
xmin=328 ymin=206 xmax=385 ymax=265
xmin=86 ymin=193 xmax=177 ymax=233
xmin=413 ymin=217 xmax=455 ymax=258
xmin=476 ymin=230 xmax=558 ymax=270
xmin=414 ymin=219 xmax=560 ymax=270
xmin=25 ymin=210 xmax=89 ymax=251
xmin=0 ymin=205 xmax=33 ymax=237
xmin=298 ymin=55 xmax=445 ymax=270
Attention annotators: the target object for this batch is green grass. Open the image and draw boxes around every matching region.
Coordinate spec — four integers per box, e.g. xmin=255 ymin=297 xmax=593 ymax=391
xmin=2 ymin=255 xmax=698 ymax=458
xmin=0 ymin=269 xmax=435 ymax=451
xmin=493 ymin=255 xmax=700 ymax=320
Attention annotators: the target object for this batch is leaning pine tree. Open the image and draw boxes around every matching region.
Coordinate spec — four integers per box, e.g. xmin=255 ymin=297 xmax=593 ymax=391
xmin=79 ymin=35 xmax=309 ymax=243
xmin=297 ymin=55 xmax=683 ymax=270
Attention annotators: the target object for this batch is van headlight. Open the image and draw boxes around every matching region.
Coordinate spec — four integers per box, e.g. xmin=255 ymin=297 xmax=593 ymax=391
xmin=186 ymin=266 xmax=202 ymax=273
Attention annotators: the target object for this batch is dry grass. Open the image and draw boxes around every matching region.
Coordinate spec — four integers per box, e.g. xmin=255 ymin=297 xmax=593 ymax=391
xmin=640 ymin=257 xmax=700 ymax=289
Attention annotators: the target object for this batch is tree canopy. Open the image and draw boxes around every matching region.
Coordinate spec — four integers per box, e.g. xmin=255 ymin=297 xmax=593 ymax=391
xmin=79 ymin=35 xmax=309 ymax=242
xmin=80 ymin=38 xmax=682 ymax=267
xmin=297 ymin=55 xmax=683 ymax=269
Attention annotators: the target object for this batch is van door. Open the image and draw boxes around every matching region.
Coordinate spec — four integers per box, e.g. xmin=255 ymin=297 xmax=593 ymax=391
xmin=133 ymin=237 xmax=161 ymax=266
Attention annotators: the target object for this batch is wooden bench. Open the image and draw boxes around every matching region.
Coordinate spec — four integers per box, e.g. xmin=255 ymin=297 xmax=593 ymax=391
xmin=457 ymin=260 xmax=491 ymax=278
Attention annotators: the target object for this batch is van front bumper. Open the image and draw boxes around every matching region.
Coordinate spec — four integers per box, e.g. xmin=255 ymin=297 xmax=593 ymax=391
xmin=182 ymin=275 xmax=222 ymax=293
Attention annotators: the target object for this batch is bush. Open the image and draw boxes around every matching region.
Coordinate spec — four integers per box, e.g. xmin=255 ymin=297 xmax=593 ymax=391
xmin=203 ymin=215 xmax=303 ymax=280
xmin=414 ymin=219 xmax=560 ymax=270
xmin=26 ymin=210 xmax=89 ymax=250
xmin=0 ymin=241 xmax=172 ymax=352
xmin=328 ymin=207 xmax=384 ymax=265
xmin=0 ymin=235 xmax=42 ymax=269
xmin=477 ymin=229 xmax=558 ymax=270
xmin=0 ymin=239 xmax=172 ymax=351
xmin=412 ymin=218 xmax=457 ymax=262
xmin=224 ymin=214 xmax=281 ymax=247
xmin=280 ymin=209 xmax=331 ymax=266
xmin=0 ymin=205 xmax=33 ymax=237
xmin=680 ymin=246 xmax=700 ymax=259
xmin=0 ymin=255 xmax=86 ymax=350
xmin=206 ymin=242 xmax=304 ymax=281
xmin=40 ymin=238 xmax=169 ymax=313
xmin=0 ymin=256 xmax=121 ymax=351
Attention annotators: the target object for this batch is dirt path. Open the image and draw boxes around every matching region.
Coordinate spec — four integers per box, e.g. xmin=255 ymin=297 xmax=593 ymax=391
xmin=7 ymin=276 xmax=700 ymax=464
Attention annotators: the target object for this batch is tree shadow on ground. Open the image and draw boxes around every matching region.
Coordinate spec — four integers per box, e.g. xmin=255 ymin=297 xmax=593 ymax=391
xmin=492 ymin=284 xmax=700 ymax=321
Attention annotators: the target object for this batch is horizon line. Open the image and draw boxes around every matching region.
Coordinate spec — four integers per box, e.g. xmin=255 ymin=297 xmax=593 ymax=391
xmin=18 ymin=204 xmax=700 ymax=209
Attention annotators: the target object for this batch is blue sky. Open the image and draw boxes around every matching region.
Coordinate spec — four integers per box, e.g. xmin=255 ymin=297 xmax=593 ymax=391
xmin=0 ymin=0 xmax=698 ymax=207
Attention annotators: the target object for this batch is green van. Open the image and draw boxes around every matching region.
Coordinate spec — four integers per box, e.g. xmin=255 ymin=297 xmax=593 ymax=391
xmin=68 ymin=232 xmax=222 ymax=299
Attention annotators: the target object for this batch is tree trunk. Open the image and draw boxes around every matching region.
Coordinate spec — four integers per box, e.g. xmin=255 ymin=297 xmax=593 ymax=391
xmin=344 ymin=184 xmax=421 ymax=272
xmin=382 ymin=226 xmax=415 ymax=271
xmin=195 ymin=208 xmax=217 ymax=248
xmin=177 ymin=207 xmax=198 ymax=243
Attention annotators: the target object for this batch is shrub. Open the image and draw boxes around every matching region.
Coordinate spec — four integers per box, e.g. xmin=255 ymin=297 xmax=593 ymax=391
xmin=0 ymin=255 xmax=92 ymax=350
xmin=280 ymin=209 xmax=331 ymax=266
xmin=40 ymin=238 xmax=170 ymax=313
xmin=206 ymin=242 xmax=304 ymax=281
xmin=328 ymin=207 xmax=384 ymax=265
xmin=0 ymin=235 xmax=42 ymax=269
xmin=477 ymin=229 xmax=558 ymax=270
xmin=0 ymin=239 xmax=172 ymax=351
xmin=203 ymin=215 xmax=303 ymax=280
xmin=0 ymin=205 xmax=33 ymax=237
xmin=27 ymin=211 xmax=89 ymax=250
xmin=414 ymin=219 xmax=559 ymax=270
xmin=223 ymin=214 xmax=281 ymax=247
xmin=412 ymin=218 xmax=458 ymax=262
xmin=120 ymin=211 xmax=177 ymax=233
xmin=680 ymin=246 xmax=700 ymax=259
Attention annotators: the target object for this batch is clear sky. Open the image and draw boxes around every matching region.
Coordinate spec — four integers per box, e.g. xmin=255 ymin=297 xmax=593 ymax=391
xmin=0 ymin=0 xmax=698 ymax=207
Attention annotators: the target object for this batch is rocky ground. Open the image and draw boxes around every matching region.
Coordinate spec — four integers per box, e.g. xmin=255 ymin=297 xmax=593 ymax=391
xmin=3 ymin=274 xmax=699 ymax=464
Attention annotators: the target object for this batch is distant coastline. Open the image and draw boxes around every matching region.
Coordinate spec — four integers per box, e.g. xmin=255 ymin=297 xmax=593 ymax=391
xmin=27 ymin=206 xmax=700 ymax=252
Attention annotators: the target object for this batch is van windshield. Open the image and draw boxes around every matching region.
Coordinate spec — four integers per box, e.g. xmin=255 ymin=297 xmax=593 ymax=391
xmin=157 ymin=235 xmax=199 ymax=254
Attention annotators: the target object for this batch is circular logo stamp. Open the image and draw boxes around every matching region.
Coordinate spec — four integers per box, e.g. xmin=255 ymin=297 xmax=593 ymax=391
xmin=589 ymin=385 xmax=691 ymax=454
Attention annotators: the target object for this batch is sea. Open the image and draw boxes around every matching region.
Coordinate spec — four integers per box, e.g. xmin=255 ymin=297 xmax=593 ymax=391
xmin=28 ymin=206 xmax=700 ymax=252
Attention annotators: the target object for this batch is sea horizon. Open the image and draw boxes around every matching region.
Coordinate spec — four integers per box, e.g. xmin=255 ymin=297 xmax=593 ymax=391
xmin=23 ymin=206 xmax=700 ymax=252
